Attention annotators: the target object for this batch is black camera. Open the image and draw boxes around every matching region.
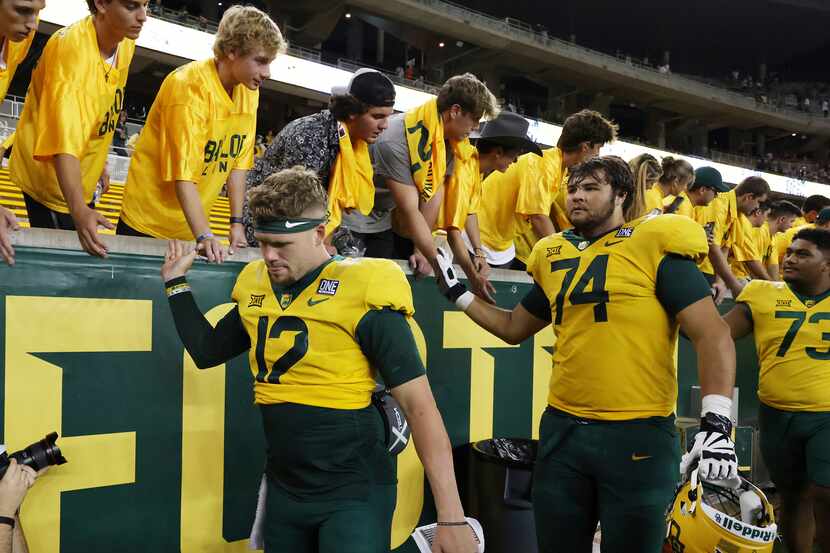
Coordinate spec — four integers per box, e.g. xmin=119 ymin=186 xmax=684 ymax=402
xmin=0 ymin=432 xmax=67 ymax=479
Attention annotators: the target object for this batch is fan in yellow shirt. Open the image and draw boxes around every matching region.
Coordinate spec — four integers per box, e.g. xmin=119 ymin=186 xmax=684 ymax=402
xmin=723 ymin=227 xmax=830 ymax=553
xmin=477 ymin=109 xmax=617 ymax=269
xmin=437 ymin=110 xmax=541 ymax=302
xmin=774 ymin=195 xmax=830 ymax=265
xmin=763 ymin=200 xmax=802 ymax=280
xmin=629 ymin=153 xmax=663 ymax=213
xmin=118 ymin=6 xmax=283 ymax=264
xmin=0 ymin=0 xmax=44 ymax=160
xmin=10 ymin=0 xmax=147 ymax=258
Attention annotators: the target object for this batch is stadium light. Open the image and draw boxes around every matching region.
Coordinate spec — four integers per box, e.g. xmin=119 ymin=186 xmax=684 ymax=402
xmin=438 ymin=42 xmax=445 ymax=47
xmin=345 ymin=12 xmax=352 ymax=18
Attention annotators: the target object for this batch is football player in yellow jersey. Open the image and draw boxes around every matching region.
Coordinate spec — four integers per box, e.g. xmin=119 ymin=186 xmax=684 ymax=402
xmin=10 ymin=0 xmax=147 ymax=257
xmin=723 ymin=227 xmax=830 ymax=553
xmin=0 ymin=0 xmax=45 ymax=160
xmin=763 ymin=200 xmax=801 ymax=280
xmin=118 ymin=6 xmax=282 ymax=263
xmin=436 ymin=156 xmax=737 ymax=552
xmin=774 ymin=194 xmax=830 ymax=265
xmin=161 ymin=166 xmax=477 ymax=553
xmin=477 ymin=109 xmax=617 ymax=269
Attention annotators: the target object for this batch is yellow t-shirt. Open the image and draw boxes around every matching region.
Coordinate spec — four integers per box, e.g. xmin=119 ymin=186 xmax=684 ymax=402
xmin=478 ymin=147 xmax=567 ymax=252
xmin=0 ymin=26 xmax=37 ymax=99
xmin=644 ymin=186 xmax=664 ymax=213
xmin=738 ymin=280 xmax=830 ymax=411
xmin=758 ymin=222 xmax=775 ymax=268
xmin=120 ymin=59 xmax=257 ymax=239
xmin=436 ymin=140 xmax=480 ymax=231
xmin=526 ymin=213 xmax=709 ymax=420
xmin=232 ymin=256 xmax=415 ymax=409
xmin=663 ymin=192 xmax=694 ymax=218
xmin=729 ymin=214 xmax=760 ymax=279
xmin=11 ymin=17 xmax=135 ymax=213
xmin=775 ymin=224 xmax=813 ymax=265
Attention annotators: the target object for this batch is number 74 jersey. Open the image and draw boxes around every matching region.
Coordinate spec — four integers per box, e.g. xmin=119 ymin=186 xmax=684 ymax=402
xmin=737 ymin=280 xmax=830 ymax=412
xmin=526 ymin=214 xmax=709 ymax=420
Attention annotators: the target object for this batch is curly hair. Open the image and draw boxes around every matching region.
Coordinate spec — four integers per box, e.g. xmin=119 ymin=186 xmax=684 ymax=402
xmin=436 ymin=73 xmax=498 ymax=120
xmin=329 ymin=94 xmax=369 ymax=121
xmin=248 ymin=166 xmax=328 ymax=221
xmin=213 ymin=5 xmax=286 ymax=60
xmin=557 ymin=109 xmax=618 ymax=153
xmin=793 ymin=227 xmax=830 ymax=254
xmin=569 ymin=155 xmax=636 ymax=215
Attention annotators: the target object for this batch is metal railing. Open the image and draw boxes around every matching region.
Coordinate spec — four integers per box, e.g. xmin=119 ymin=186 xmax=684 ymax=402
xmin=335 ymin=58 xmax=441 ymax=95
xmin=410 ymin=0 xmax=826 ymax=123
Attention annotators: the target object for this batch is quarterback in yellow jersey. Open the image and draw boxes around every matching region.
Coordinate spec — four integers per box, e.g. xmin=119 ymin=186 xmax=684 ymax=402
xmin=477 ymin=109 xmax=617 ymax=269
xmin=774 ymin=194 xmax=830 ymax=265
xmin=723 ymin=227 xmax=830 ymax=553
xmin=11 ymin=0 xmax=146 ymax=257
xmin=161 ymin=166 xmax=477 ymax=553
xmin=118 ymin=6 xmax=282 ymax=263
xmin=436 ymin=156 xmax=737 ymax=552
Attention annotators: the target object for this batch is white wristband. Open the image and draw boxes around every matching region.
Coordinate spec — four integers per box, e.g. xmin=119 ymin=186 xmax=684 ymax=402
xmin=701 ymin=394 xmax=732 ymax=420
xmin=455 ymin=291 xmax=475 ymax=312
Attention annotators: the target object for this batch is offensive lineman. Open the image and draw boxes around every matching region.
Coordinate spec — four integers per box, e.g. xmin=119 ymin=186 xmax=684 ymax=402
xmin=161 ymin=166 xmax=476 ymax=553
xmin=723 ymin=227 xmax=830 ymax=553
xmin=436 ymin=156 xmax=737 ymax=552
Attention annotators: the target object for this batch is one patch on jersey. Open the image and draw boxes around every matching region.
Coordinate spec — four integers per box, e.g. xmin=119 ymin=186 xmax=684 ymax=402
xmin=776 ymin=299 xmax=793 ymax=307
xmin=317 ymin=279 xmax=340 ymax=296
xmin=546 ymin=245 xmax=562 ymax=257
xmin=248 ymin=294 xmax=266 ymax=308
xmin=615 ymin=227 xmax=634 ymax=238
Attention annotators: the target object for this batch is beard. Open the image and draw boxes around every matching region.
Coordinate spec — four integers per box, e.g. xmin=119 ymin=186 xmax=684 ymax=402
xmin=571 ymin=196 xmax=617 ymax=237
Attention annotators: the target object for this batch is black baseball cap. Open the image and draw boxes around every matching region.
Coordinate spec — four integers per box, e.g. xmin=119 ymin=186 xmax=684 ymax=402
xmin=331 ymin=68 xmax=396 ymax=108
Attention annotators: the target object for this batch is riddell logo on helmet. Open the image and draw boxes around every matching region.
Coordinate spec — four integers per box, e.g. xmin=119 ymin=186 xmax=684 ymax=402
xmin=713 ymin=512 xmax=775 ymax=542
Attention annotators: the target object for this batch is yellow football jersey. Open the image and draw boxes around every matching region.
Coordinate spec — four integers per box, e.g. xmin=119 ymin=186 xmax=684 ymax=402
xmin=232 ymin=256 xmax=415 ymax=409
xmin=11 ymin=17 xmax=135 ymax=213
xmin=120 ymin=59 xmax=257 ymax=239
xmin=729 ymin=214 xmax=760 ymax=279
xmin=737 ymin=280 xmax=830 ymax=411
xmin=478 ymin=147 xmax=566 ymax=251
xmin=775 ymin=223 xmax=813 ymax=265
xmin=644 ymin=186 xmax=664 ymax=213
xmin=0 ymin=26 xmax=36 ymax=99
xmin=526 ymin=214 xmax=709 ymax=420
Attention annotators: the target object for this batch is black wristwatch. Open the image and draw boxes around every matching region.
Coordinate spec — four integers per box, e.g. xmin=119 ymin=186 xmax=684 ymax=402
xmin=0 ymin=516 xmax=15 ymax=528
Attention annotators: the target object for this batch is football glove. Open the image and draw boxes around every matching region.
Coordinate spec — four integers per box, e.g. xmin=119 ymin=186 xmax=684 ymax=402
xmin=436 ymin=247 xmax=475 ymax=310
xmin=679 ymin=411 xmax=738 ymax=481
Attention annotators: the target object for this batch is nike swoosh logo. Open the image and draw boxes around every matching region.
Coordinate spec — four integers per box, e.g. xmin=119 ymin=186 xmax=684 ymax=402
xmin=631 ymin=454 xmax=652 ymax=461
xmin=307 ymin=297 xmax=331 ymax=307
xmin=285 ymin=221 xmax=305 ymax=228
xmin=605 ymin=240 xmax=624 ymax=247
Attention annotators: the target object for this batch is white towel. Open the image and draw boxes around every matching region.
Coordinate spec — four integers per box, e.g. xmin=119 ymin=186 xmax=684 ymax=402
xmin=249 ymin=474 xmax=267 ymax=550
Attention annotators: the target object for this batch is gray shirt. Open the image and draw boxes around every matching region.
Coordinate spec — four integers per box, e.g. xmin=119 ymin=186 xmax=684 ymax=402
xmin=341 ymin=113 xmax=455 ymax=233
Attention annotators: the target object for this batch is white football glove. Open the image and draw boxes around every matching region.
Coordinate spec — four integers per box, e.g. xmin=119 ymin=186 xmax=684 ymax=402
xmin=436 ymin=247 xmax=474 ymax=310
xmin=679 ymin=412 xmax=738 ymax=481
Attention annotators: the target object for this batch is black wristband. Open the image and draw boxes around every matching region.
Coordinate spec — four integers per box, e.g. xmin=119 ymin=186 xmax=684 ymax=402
xmin=0 ymin=516 xmax=15 ymax=528
xmin=700 ymin=411 xmax=732 ymax=436
xmin=436 ymin=521 xmax=468 ymax=527
xmin=229 ymin=216 xmax=244 ymax=225
xmin=164 ymin=276 xmax=191 ymax=298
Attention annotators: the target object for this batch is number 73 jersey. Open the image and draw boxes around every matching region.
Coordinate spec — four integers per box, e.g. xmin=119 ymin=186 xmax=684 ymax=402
xmin=526 ymin=214 xmax=709 ymax=420
xmin=737 ymin=280 xmax=830 ymax=411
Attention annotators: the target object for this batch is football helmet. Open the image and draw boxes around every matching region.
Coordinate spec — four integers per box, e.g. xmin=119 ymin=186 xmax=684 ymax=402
xmin=664 ymin=468 xmax=778 ymax=553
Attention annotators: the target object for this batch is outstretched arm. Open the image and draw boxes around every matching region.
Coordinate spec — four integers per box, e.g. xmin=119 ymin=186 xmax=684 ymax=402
xmin=162 ymin=241 xmax=250 ymax=368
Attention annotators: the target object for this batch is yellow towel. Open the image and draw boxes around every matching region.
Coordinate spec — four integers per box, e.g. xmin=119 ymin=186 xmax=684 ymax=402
xmin=404 ymin=98 xmax=445 ymax=202
xmin=437 ymin=138 xmax=480 ymax=230
xmin=326 ymin=122 xmax=374 ymax=235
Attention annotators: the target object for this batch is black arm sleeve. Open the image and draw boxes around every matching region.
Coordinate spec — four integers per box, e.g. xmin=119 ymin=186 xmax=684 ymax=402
xmin=656 ymin=255 xmax=713 ymax=316
xmin=356 ymin=308 xmax=426 ymax=389
xmin=520 ymin=282 xmax=553 ymax=323
xmin=166 ymin=277 xmax=251 ymax=369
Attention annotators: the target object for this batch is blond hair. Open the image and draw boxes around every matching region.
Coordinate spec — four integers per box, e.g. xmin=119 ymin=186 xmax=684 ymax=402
xmin=213 ymin=5 xmax=286 ymax=60
xmin=437 ymin=73 xmax=499 ymax=120
xmin=248 ymin=166 xmax=327 ymax=221
xmin=626 ymin=154 xmax=661 ymax=220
